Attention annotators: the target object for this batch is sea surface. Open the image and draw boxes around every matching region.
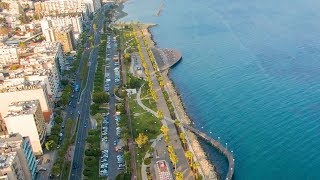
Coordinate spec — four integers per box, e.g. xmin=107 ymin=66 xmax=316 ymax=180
xmin=120 ymin=0 xmax=320 ymax=179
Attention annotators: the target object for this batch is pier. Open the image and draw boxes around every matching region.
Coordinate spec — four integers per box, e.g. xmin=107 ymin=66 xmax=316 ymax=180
xmin=151 ymin=48 xmax=182 ymax=71
xmin=183 ymin=124 xmax=235 ymax=180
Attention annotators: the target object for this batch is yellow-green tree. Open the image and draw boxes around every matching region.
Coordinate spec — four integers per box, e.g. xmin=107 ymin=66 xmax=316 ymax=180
xmin=170 ymin=153 xmax=179 ymax=170
xmin=157 ymin=110 xmax=164 ymax=120
xmin=18 ymin=41 xmax=27 ymax=49
xmin=167 ymin=146 xmax=174 ymax=154
xmin=191 ymin=162 xmax=200 ymax=178
xmin=135 ymin=133 xmax=149 ymax=148
xmin=160 ymin=125 xmax=169 ymax=136
xmin=174 ymin=119 xmax=181 ymax=127
xmin=185 ymin=151 xmax=193 ymax=164
xmin=179 ymin=132 xmax=187 ymax=148
xmin=93 ymin=23 xmax=97 ymax=32
xmin=174 ymin=171 xmax=183 ymax=180
xmin=164 ymin=135 xmax=170 ymax=143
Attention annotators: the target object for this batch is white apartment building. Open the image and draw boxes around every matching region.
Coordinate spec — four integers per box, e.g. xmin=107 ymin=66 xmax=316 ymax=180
xmin=0 ymin=46 xmax=19 ymax=66
xmin=40 ymin=19 xmax=55 ymax=42
xmin=84 ymin=0 xmax=101 ymax=14
xmin=41 ymin=16 xmax=83 ymax=42
xmin=3 ymin=100 xmax=46 ymax=155
xmin=35 ymin=0 xmax=88 ymax=16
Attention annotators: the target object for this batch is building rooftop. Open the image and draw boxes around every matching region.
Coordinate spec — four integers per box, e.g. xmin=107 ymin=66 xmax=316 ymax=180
xmin=0 ymin=133 xmax=24 ymax=169
xmin=0 ymin=152 xmax=17 ymax=169
xmin=5 ymin=100 xmax=39 ymax=118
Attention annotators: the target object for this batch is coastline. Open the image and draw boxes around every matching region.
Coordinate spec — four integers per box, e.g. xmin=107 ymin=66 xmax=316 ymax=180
xmin=115 ymin=2 xmax=219 ymax=179
xmin=143 ymin=26 xmax=219 ymax=179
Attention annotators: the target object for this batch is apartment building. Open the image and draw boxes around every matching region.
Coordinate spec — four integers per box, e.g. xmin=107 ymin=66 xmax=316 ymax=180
xmin=54 ymin=27 xmax=75 ymax=53
xmin=3 ymin=100 xmax=46 ymax=155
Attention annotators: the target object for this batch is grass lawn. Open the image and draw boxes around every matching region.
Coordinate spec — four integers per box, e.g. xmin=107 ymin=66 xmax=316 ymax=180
xmin=140 ymin=84 xmax=157 ymax=112
xmin=129 ymin=97 xmax=161 ymax=140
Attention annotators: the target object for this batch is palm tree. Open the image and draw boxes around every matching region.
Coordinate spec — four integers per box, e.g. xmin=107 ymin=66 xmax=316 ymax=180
xmin=185 ymin=151 xmax=193 ymax=164
xmin=179 ymin=132 xmax=187 ymax=149
xmin=170 ymin=153 xmax=178 ymax=170
xmin=174 ymin=119 xmax=181 ymax=127
xmin=135 ymin=133 xmax=149 ymax=148
xmin=167 ymin=146 xmax=174 ymax=154
xmin=192 ymin=162 xmax=200 ymax=179
xmin=157 ymin=110 xmax=163 ymax=119
xmin=160 ymin=125 xmax=169 ymax=136
xmin=174 ymin=171 xmax=183 ymax=180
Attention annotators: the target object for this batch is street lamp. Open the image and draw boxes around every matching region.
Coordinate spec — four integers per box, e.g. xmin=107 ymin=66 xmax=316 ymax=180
xmin=225 ymin=142 xmax=228 ymax=150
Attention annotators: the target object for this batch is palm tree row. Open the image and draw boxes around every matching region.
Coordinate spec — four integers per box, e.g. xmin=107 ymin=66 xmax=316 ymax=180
xmin=131 ymin=22 xmax=158 ymax=103
xmin=136 ymin=26 xmax=165 ymax=89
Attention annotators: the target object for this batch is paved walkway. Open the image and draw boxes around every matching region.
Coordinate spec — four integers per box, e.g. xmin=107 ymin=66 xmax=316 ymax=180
xmin=141 ymin=134 xmax=163 ymax=180
xmin=136 ymin=86 xmax=205 ymax=178
xmin=134 ymin=25 xmax=194 ymax=179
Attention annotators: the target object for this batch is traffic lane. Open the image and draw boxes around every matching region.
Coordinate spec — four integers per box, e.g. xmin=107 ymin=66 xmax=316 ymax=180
xmin=70 ymin=12 xmax=105 ymax=178
xmin=70 ymin=41 xmax=101 ymax=179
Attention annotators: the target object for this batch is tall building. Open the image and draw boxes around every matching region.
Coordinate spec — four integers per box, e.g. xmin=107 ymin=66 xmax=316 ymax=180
xmin=0 ymin=133 xmax=37 ymax=180
xmin=40 ymin=20 xmax=55 ymax=42
xmin=0 ymin=46 xmax=19 ymax=66
xmin=54 ymin=27 xmax=75 ymax=53
xmin=3 ymin=100 xmax=46 ymax=155
xmin=84 ymin=0 xmax=101 ymax=13
xmin=41 ymin=16 xmax=83 ymax=43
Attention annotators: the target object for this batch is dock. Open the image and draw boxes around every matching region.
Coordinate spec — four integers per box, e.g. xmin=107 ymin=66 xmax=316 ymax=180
xmin=183 ymin=124 xmax=235 ymax=180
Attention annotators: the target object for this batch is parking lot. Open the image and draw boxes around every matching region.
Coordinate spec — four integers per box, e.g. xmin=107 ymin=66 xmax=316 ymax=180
xmin=99 ymin=34 xmax=124 ymax=179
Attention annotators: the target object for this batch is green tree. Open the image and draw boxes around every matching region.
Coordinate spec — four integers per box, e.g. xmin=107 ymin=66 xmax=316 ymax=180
xmin=48 ymin=134 xmax=59 ymax=143
xmin=55 ymin=116 xmax=63 ymax=124
xmin=60 ymin=79 xmax=69 ymax=86
xmin=52 ymin=164 xmax=61 ymax=176
xmin=92 ymin=91 xmax=109 ymax=104
xmin=94 ymin=113 xmax=103 ymax=124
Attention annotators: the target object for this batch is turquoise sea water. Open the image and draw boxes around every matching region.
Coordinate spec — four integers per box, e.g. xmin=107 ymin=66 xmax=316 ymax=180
xmin=120 ymin=0 xmax=320 ymax=179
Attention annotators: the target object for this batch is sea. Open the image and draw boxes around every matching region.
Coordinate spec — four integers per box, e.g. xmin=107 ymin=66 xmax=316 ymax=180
xmin=119 ymin=0 xmax=320 ymax=179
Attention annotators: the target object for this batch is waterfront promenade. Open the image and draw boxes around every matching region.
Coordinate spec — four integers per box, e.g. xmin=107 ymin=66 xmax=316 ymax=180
xmin=133 ymin=24 xmax=194 ymax=179
xmin=183 ymin=125 xmax=235 ymax=180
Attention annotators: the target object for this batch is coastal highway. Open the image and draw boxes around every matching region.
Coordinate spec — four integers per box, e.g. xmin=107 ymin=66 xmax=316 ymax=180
xmin=69 ymin=6 xmax=107 ymax=179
